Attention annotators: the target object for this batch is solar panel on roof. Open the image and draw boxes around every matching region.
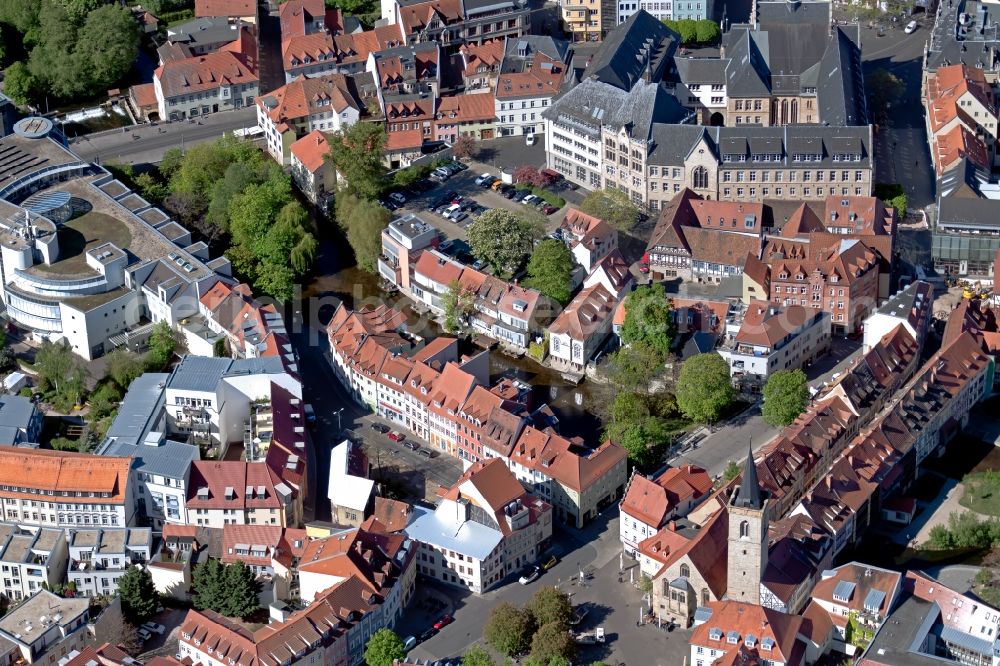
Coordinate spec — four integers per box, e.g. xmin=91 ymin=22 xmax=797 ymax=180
xmin=833 ymin=580 xmax=856 ymax=602
xmin=864 ymin=588 xmax=886 ymax=613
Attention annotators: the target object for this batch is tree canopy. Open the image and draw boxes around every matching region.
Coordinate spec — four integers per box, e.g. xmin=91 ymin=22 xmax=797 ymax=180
xmin=117 ymin=565 xmax=158 ymax=622
xmin=146 ymin=321 xmax=178 ymax=370
xmin=336 ymin=193 xmax=390 ymax=273
xmin=620 ymin=283 xmax=675 ymax=361
xmin=364 ymin=629 xmax=406 ymax=666
xmin=527 ymin=587 xmax=573 ymax=627
xmin=461 ymin=645 xmax=495 ymax=666
xmin=467 ymin=209 xmax=538 ymax=277
xmin=192 ymin=560 xmax=260 ymax=617
xmin=525 ymin=239 xmax=574 ymax=305
xmin=579 ymin=188 xmax=639 ymax=231
xmin=529 ymin=622 xmax=575 ymax=664
xmin=443 ymin=279 xmax=476 ymax=333
xmin=762 ymin=369 xmax=810 ymax=426
xmin=676 ymin=352 xmax=735 ymax=424
xmin=484 ymin=602 xmax=536 ymax=656
xmin=0 ymin=0 xmax=139 ymax=105
xmin=326 ymin=121 xmax=388 ymax=200
xmin=661 ymin=18 xmax=720 ymax=45
xmin=35 ymin=339 xmax=87 ymax=412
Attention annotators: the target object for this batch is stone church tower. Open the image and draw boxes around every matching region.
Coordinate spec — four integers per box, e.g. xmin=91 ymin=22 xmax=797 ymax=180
xmin=726 ymin=446 xmax=769 ymax=604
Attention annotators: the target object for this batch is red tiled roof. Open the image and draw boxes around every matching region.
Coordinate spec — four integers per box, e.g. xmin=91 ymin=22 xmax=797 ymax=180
xmin=926 ymin=63 xmax=996 ymax=134
xmin=620 ymin=465 xmax=711 ymax=528
xmin=258 ymin=74 xmax=359 ymax=125
xmin=435 ymin=93 xmax=496 ymax=124
xmin=385 ymin=128 xmax=425 ymax=152
xmin=196 ymin=0 xmax=255 ymax=18
xmin=397 ymin=0 xmax=461 ymax=35
xmin=736 ymin=300 xmax=820 ymax=348
xmin=460 ymin=40 xmax=504 ymax=76
xmin=0 ymin=446 xmax=130 ymax=504
xmin=372 ymin=497 xmax=411 ymax=532
xmin=933 ymin=124 xmax=991 ymax=175
xmin=290 ymin=130 xmax=329 ymax=173
xmin=495 ymin=50 xmax=566 ymax=100
xmin=186 ymin=461 xmax=285 ymax=510
xmin=510 ymin=429 xmax=627 ymax=494
xmin=155 ymin=35 xmax=258 ymax=100
xmin=547 ymin=283 xmax=617 ymax=339
xmin=690 ymin=601 xmax=804 ymax=664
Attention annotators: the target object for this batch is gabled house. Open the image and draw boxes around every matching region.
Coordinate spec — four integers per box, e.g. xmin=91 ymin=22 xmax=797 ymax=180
xmin=619 ymin=465 xmax=712 ymax=556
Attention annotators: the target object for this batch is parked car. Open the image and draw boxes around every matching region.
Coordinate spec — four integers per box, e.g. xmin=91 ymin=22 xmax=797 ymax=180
xmin=378 ymin=199 xmax=398 ymax=211
xmin=444 ymin=204 xmax=462 ymax=218
xmin=444 ymin=190 xmax=459 ymax=201
xmin=502 ymin=187 xmax=517 ymax=199
xmin=513 ymin=190 xmax=530 ymax=201
xmin=418 ymin=628 xmax=438 ymax=642
xmin=417 ymin=448 xmax=436 ymax=458
xmin=542 ymin=555 xmax=559 ymax=570
xmin=492 ymin=180 xmax=506 ymax=191
xmin=451 ymin=161 xmax=468 ymax=171
xmin=389 ymin=192 xmax=407 ymax=205
xmin=370 ymin=423 xmax=390 ymax=434
xmin=904 ymin=19 xmax=918 ymax=32
xmin=138 ymin=629 xmax=152 ymax=642
xmin=522 ymin=194 xmax=537 ymax=205
xmin=519 ymin=565 xmax=541 ymax=584
xmin=403 ymin=636 xmax=417 ymax=652
xmin=452 ymin=212 xmax=469 ymax=223
xmin=475 ymin=173 xmax=494 ymax=186
xmin=569 ymin=603 xmax=591 ymax=626
xmin=403 ymin=440 xmax=419 ymax=451
xmin=472 ymin=258 xmax=486 ymax=270
xmin=542 ymin=204 xmax=559 ymax=215
xmin=525 ymin=133 xmax=536 ymax=146
xmin=433 ymin=615 xmax=455 ymax=630
xmin=388 ymin=431 xmax=406 ymax=442
xmin=142 ymin=623 xmax=166 ymax=635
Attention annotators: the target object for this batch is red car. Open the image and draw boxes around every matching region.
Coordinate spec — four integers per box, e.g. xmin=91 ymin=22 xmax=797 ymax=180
xmin=388 ymin=431 xmax=406 ymax=443
xmin=433 ymin=615 xmax=454 ymax=630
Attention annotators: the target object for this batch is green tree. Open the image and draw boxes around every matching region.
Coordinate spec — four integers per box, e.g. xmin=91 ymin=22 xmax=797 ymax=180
xmin=106 ymin=348 xmax=145 ymax=391
xmin=865 ymin=69 xmax=905 ymax=124
xmin=88 ymin=382 xmax=121 ymax=420
xmin=336 ymin=193 xmax=390 ymax=273
xmin=133 ymin=172 xmax=166 ymax=205
xmin=695 ymin=19 xmax=720 ymax=43
xmin=662 ymin=18 xmax=697 ymax=43
xmin=579 ymin=188 xmax=639 ymax=231
xmin=159 ymin=148 xmax=184 ymax=179
xmin=3 ymin=61 xmax=37 ymax=106
xmin=326 ymin=121 xmax=388 ymax=200
xmin=443 ymin=279 xmax=476 ymax=333
xmin=207 ymin=161 xmax=265 ymax=230
xmin=467 ymin=209 xmax=536 ymax=277
xmin=604 ymin=343 xmax=662 ymax=392
xmin=620 ymin=283 xmax=675 ymax=361
xmin=255 ymin=201 xmax=316 ymax=300
xmin=363 ymin=628 xmax=406 ymax=666
xmin=0 ymin=0 xmax=41 ymax=33
xmin=762 ymin=369 xmax=809 ymax=427
xmin=26 ymin=1 xmax=85 ymax=100
xmin=74 ymin=5 xmax=140 ymax=91
xmin=527 ymin=587 xmax=573 ymax=627
xmin=392 ymin=166 xmax=422 ymax=189
xmin=529 ymin=622 xmax=574 ymax=664
xmin=525 ymin=239 xmax=574 ymax=305
xmin=220 ymin=561 xmax=261 ymax=618
xmin=723 ymin=459 xmax=741 ymax=481
xmin=58 ymin=0 xmax=104 ymax=23
xmin=485 ymin=603 xmax=536 ymax=657
xmin=192 ymin=559 xmax=224 ymax=611
xmin=462 ymin=645 xmax=495 ymax=666
xmin=676 ymin=352 xmax=735 ymax=424
xmin=213 ymin=337 xmax=230 ymax=358
xmin=605 ymin=415 xmax=670 ymax=468
xmin=117 ymin=565 xmax=158 ymax=622
xmin=35 ymin=339 xmax=75 ymax=396
xmin=146 ymin=321 xmax=178 ymax=369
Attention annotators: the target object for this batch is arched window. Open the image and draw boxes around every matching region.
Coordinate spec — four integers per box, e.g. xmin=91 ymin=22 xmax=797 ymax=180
xmin=693 ymin=166 xmax=709 ymax=190
xmin=739 ymin=520 xmax=750 ymax=538
xmin=680 ymin=564 xmax=691 ymax=578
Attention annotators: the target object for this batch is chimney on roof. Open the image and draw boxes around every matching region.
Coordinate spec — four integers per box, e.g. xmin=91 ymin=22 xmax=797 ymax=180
xmin=668 ymin=520 xmax=677 ymax=532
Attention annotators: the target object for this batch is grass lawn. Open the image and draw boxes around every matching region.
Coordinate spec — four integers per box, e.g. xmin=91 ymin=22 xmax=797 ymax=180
xmin=32 ymin=212 xmax=131 ymax=276
xmin=960 ymin=471 xmax=1000 ymax=516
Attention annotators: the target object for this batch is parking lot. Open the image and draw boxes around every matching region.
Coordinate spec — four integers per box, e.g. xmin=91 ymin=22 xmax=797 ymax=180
xmin=383 ymin=162 xmax=575 ymax=244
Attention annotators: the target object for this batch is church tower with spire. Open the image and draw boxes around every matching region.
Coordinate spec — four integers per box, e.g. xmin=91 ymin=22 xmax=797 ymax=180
xmin=726 ymin=445 xmax=769 ymax=604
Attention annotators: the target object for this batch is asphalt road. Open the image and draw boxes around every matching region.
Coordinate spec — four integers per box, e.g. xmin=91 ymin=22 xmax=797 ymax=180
xmin=68 ymin=107 xmax=258 ymax=165
xmin=856 ymin=10 xmax=937 ymax=208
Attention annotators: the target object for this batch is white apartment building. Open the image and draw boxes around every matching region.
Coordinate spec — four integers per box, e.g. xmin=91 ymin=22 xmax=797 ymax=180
xmin=256 ymin=73 xmax=362 ymax=164
xmin=67 ymin=528 xmax=153 ymax=598
xmin=0 ymin=526 xmax=67 ymax=602
xmin=862 ymin=281 xmax=932 ymax=353
xmin=404 ymin=459 xmax=551 ymax=594
xmin=0 ymin=591 xmax=90 ymax=665
xmin=0 ymin=447 xmax=134 ymax=530
xmin=717 ymin=303 xmax=831 ymax=388
xmin=494 ymin=37 xmax=569 ymax=137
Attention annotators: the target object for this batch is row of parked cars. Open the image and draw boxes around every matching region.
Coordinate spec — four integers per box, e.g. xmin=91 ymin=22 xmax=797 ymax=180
xmin=474 ymin=173 xmax=561 ymax=215
xmin=426 ymin=190 xmax=490 ymax=227
xmin=378 ymin=161 xmax=468 ymax=212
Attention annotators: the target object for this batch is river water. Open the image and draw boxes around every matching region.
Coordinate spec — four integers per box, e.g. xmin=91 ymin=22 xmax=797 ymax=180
xmin=300 ymin=227 xmax=613 ymax=440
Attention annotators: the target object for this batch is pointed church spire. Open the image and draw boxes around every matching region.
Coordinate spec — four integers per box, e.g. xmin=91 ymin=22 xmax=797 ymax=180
xmin=733 ymin=442 xmax=764 ymax=510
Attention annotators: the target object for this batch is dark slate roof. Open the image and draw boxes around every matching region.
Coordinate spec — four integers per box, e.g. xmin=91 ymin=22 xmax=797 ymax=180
xmin=503 ymin=35 xmax=570 ymax=66
xmin=927 ymin=0 xmax=1000 ymax=72
xmin=587 ymin=9 xmax=677 ymax=91
xmin=938 ymin=157 xmax=991 ymax=199
xmin=757 ymin=0 xmax=831 ymax=30
xmin=724 ymin=29 xmax=772 ymax=97
xmin=670 ymin=57 xmax=727 ymax=85
xmin=733 ymin=444 xmax=765 ymax=509
xmin=815 ymin=26 xmax=867 ymax=126
xmin=545 ymin=78 xmax=690 ymax=141
xmin=937 ymin=195 xmax=1000 ymax=231
xmin=647 ymin=124 xmax=717 ymax=166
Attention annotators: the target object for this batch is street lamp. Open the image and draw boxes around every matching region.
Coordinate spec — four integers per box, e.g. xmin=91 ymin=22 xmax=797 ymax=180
xmin=334 ymin=408 xmax=344 ymax=433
